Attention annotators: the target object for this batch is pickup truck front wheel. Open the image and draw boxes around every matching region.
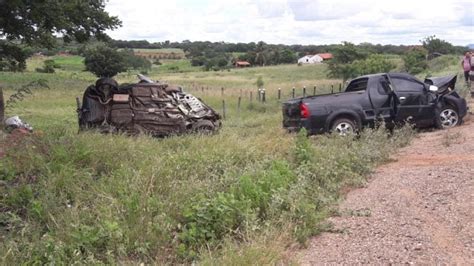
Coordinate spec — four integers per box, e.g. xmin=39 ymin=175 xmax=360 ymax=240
xmin=436 ymin=105 xmax=460 ymax=129
xmin=331 ymin=118 xmax=357 ymax=136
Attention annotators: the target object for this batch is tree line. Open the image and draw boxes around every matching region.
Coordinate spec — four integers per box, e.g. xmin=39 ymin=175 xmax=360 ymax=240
xmin=0 ymin=0 xmax=470 ymax=78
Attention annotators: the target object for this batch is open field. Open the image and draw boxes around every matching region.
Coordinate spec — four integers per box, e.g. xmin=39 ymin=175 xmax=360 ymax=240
xmin=0 ymin=55 xmax=468 ymax=264
xmin=133 ymin=48 xmax=186 ymax=59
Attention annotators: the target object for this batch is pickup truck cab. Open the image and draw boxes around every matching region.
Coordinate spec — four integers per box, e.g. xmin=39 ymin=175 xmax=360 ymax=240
xmin=282 ymin=73 xmax=467 ymax=135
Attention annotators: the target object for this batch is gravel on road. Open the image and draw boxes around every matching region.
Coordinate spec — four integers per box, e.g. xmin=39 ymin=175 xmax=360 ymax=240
xmin=299 ymin=102 xmax=474 ymax=265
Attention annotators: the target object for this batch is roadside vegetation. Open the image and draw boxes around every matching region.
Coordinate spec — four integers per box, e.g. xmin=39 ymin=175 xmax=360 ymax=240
xmin=1 ymin=49 xmax=466 ymax=264
xmin=1 ymin=3 xmax=467 ymax=263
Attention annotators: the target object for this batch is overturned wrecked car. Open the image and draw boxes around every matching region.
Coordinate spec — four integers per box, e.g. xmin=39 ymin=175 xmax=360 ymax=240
xmin=77 ymin=75 xmax=221 ymax=136
xmin=283 ymin=73 xmax=468 ymax=135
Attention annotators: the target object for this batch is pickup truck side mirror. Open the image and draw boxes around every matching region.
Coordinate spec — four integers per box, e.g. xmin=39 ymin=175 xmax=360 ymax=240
xmin=429 ymin=85 xmax=438 ymax=92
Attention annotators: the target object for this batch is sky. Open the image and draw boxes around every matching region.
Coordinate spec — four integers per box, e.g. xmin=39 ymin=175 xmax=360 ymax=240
xmin=105 ymin=0 xmax=474 ymax=46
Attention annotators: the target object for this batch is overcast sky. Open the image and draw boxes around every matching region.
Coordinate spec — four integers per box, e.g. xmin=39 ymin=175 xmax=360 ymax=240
xmin=105 ymin=0 xmax=474 ymax=46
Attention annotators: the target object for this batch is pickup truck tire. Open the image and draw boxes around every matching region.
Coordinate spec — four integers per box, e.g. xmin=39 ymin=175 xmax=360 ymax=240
xmin=331 ymin=118 xmax=358 ymax=136
xmin=436 ymin=105 xmax=460 ymax=129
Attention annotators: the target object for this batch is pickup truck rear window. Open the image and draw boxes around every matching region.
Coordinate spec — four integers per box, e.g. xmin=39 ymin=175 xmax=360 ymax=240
xmin=345 ymin=78 xmax=368 ymax=92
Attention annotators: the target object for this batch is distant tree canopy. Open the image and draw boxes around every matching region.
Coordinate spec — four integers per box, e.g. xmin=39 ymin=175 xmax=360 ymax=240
xmin=83 ymin=44 xmax=152 ymax=77
xmin=327 ymin=42 xmax=396 ymax=81
xmin=421 ymin=35 xmax=455 ymax=56
xmin=120 ymin=49 xmax=152 ymax=72
xmin=109 ymin=38 xmax=468 ymax=68
xmin=327 ymin=42 xmax=367 ymax=81
xmin=0 ymin=0 xmax=121 ymax=71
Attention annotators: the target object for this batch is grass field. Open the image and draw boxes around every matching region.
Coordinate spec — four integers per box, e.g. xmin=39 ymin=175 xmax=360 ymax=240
xmin=133 ymin=48 xmax=186 ymax=59
xmin=0 ymin=54 xmax=466 ymax=264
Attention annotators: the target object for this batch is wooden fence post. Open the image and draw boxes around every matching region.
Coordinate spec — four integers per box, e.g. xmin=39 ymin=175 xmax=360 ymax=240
xmin=292 ymin=87 xmax=295 ymax=98
xmin=262 ymin=88 xmax=266 ymax=103
xmin=250 ymin=91 xmax=253 ymax=102
xmin=222 ymin=100 xmax=226 ymax=119
xmin=0 ymin=86 xmax=4 ymax=127
xmin=278 ymin=88 xmax=281 ymax=100
xmin=313 ymin=85 xmax=316 ymax=95
xmin=238 ymin=96 xmax=241 ymax=114
xmin=303 ymin=86 xmax=306 ymax=97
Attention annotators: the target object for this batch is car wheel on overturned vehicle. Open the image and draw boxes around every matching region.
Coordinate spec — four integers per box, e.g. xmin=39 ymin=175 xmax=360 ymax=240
xmin=436 ymin=105 xmax=460 ymax=129
xmin=331 ymin=118 xmax=358 ymax=136
xmin=192 ymin=120 xmax=215 ymax=134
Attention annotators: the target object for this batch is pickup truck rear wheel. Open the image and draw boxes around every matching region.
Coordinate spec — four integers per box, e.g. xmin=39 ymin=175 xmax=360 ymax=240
xmin=331 ymin=118 xmax=357 ymax=136
xmin=436 ymin=105 xmax=460 ymax=129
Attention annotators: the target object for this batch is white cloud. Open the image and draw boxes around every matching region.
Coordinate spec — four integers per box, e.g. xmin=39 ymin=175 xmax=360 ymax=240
xmin=105 ymin=0 xmax=474 ymax=45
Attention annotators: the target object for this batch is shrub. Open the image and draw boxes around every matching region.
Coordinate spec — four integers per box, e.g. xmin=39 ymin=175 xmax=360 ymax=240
xmin=403 ymin=47 xmax=428 ymax=74
xmin=119 ymin=49 xmax=151 ymax=72
xmin=35 ymin=59 xmax=59 ymax=73
xmin=178 ymin=161 xmax=295 ymax=258
xmin=351 ymin=54 xmax=395 ymax=76
xmin=256 ymin=76 xmax=264 ymax=88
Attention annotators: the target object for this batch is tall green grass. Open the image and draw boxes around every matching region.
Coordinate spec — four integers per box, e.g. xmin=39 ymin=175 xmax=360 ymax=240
xmin=2 ymin=53 xmax=463 ymax=264
xmin=0 ymin=90 xmax=415 ymax=264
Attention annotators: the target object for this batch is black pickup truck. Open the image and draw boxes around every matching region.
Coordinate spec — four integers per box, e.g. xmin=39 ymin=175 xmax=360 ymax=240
xmin=282 ymin=73 xmax=467 ymax=135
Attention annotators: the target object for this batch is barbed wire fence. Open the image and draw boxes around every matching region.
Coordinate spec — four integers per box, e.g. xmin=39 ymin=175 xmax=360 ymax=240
xmin=184 ymin=83 xmax=344 ymax=119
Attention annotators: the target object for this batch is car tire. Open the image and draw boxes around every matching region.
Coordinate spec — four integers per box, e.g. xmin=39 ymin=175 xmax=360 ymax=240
xmin=331 ymin=118 xmax=357 ymax=136
xmin=436 ymin=105 xmax=460 ymax=129
xmin=192 ymin=120 xmax=215 ymax=134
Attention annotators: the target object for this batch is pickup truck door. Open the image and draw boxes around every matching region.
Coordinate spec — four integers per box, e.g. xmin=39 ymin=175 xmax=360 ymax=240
xmin=367 ymin=75 xmax=395 ymax=121
xmin=389 ymin=75 xmax=435 ymax=124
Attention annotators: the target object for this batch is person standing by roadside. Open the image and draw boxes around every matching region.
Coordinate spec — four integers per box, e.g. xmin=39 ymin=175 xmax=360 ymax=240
xmin=461 ymin=52 xmax=472 ymax=85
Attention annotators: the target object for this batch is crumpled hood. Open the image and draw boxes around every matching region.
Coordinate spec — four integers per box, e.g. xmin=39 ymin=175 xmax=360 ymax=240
xmin=424 ymin=75 xmax=457 ymax=94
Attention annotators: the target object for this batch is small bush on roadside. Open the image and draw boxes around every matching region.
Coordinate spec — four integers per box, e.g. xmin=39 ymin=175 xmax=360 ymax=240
xmin=35 ymin=59 xmax=60 ymax=73
xmin=403 ymin=47 xmax=428 ymax=74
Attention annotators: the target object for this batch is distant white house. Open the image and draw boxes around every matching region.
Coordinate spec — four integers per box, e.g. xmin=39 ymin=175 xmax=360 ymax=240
xmin=298 ymin=55 xmax=323 ymax=64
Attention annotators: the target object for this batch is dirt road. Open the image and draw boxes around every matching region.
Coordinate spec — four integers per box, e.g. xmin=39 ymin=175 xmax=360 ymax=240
xmin=299 ymin=101 xmax=474 ymax=264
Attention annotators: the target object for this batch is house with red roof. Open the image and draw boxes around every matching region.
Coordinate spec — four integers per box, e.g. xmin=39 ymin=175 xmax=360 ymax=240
xmin=316 ymin=53 xmax=333 ymax=60
xmin=235 ymin=61 xmax=251 ymax=67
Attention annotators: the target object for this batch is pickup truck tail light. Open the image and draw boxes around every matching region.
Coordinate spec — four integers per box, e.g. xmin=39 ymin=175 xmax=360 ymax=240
xmin=300 ymin=103 xmax=310 ymax=118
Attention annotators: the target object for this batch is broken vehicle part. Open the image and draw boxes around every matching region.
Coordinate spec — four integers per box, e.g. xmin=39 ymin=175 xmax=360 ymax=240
xmin=77 ymin=75 xmax=221 ymax=136
xmin=4 ymin=116 xmax=33 ymax=132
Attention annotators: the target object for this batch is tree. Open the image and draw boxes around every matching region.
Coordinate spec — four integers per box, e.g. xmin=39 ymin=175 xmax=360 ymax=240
xmin=0 ymin=42 xmax=32 ymax=71
xmin=279 ymin=49 xmax=297 ymax=64
xmin=421 ymin=35 xmax=455 ymax=56
xmin=403 ymin=47 xmax=428 ymax=74
xmin=254 ymin=41 xmax=268 ymax=66
xmin=328 ymin=42 xmax=368 ymax=81
xmin=120 ymin=49 xmax=152 ymax=72
xmin=84 ymin=45 xmax=127 ymax=78
xmin=0 ymin=0 xmax=121 ymax=71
